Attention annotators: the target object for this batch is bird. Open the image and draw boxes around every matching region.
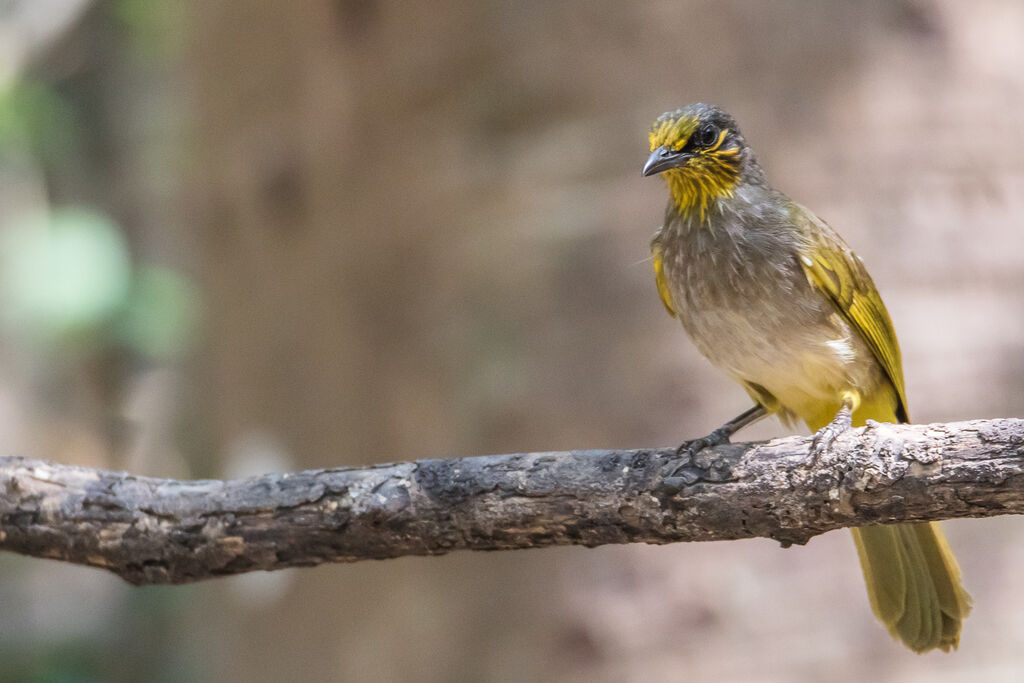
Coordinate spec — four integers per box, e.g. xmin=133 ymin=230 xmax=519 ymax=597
xmin=642 ymin=102 xmax=971 ymax=653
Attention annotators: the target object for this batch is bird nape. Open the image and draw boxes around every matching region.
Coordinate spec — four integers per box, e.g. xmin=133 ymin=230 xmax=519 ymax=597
xmin=644 ymin=102 xmax=970 ymax=653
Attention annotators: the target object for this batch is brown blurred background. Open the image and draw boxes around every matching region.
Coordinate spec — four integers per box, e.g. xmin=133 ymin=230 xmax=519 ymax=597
xmin=1 ymin=1 xmax=1023 ymax=681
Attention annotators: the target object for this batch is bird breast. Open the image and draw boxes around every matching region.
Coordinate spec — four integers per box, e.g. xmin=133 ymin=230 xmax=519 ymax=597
xmin=657 ymin=220 xmax=876 ymax=408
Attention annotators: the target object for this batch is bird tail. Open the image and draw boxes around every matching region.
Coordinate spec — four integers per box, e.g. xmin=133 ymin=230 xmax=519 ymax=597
xmin=851 ymin=522 xmax=971 ymax=652
xmin=804 ymin=395 xmax=971 ymax=652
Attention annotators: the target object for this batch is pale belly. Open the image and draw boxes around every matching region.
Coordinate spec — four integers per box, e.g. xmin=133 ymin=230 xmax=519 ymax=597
xmin=661 ymin=232 xmax=884 ymax=425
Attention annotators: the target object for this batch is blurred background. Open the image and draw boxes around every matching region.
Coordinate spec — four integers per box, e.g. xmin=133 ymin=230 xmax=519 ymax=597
xmin=1 ymin=0 xmax=1022 ymax=681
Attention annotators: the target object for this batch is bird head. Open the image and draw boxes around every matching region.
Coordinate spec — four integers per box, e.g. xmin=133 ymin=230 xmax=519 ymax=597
xmin=643 ymin=103 xmax=759 ymax=220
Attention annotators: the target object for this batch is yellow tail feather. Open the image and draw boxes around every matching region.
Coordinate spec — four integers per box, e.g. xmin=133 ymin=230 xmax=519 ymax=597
xmin=805 ymin=399 xmax=971 ymax=653
xmin=852 ymin=524 xmax=971 ymax=652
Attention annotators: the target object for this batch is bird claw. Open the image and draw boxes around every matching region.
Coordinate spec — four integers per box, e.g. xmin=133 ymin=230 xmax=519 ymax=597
xmin=666 ymin=427 xmax=731 ymax=477
xmin=807 ymin=408 xmax=853 ymax=463
xmin=676 ymin=427 xmax=731 ymax=457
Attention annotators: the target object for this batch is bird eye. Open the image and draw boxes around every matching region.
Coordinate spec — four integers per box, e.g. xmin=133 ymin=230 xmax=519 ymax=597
xmin=698 ymin=124 xmax=719 ymax=147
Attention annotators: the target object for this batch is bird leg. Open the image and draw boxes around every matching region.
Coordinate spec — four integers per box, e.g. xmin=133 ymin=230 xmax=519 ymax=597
xmin=661 ymin=405 xmax=768 ymax=484
xmin=675 ymin=404 xmax=768 ymax=458
xmin=808 ymin=391 xmax=859 ymax=461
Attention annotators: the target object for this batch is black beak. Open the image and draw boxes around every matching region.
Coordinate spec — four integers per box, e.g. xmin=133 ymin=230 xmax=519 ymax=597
xmin=642 ymin=145 xmax=690 ymax=176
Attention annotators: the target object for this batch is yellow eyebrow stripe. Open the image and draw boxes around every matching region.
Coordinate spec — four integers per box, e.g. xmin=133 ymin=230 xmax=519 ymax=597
xmin=671 ymin=130 xmax=692 ymax=151
xmin=707 ymin=128 xmax=729 ymax=152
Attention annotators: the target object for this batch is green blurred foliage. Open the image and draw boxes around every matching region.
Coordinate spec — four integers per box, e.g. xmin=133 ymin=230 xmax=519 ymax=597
xmin=115 ymin=265 xmax=201 ymax=361
xmin=0 ymin=639 xmax=106 ymax=683
xmin=0 ymin=584 xmax=200 ymax=683
xmin=0 ymin=81 xmax=82 ymax=164
xmin=112 ymin=0 xmax=184 ymax=60
xmin=0 ymin=4 xmax=200 ymax=682
xmin=0 ymin=209 xmax=132 ymax=341
xmin=0 ymin=208 xmax=200 ymax=360
xmin=1 ymin=68 xmax=199 ymax=361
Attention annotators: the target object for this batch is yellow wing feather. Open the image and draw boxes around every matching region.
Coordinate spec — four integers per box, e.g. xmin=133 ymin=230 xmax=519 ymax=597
xmin=651 ymin=241 xmax=676 ymax=318
xmin=791 ymin=203 xmax=909 ymax=422
xmin=789 ymin=203 xmax=970 ymax=652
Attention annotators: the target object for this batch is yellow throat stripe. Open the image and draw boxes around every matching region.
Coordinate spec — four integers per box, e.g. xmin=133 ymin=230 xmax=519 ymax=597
xmin=663 ymin=145 xmax=740 ymax=223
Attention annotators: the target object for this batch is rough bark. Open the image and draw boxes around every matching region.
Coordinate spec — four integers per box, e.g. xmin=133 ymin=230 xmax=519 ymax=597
xmin=1 ymin=418 xmax=1021 ymax=585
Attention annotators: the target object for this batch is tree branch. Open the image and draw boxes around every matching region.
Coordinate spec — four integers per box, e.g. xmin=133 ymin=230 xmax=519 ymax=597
xmin=1 ymin=418 xmax=1021 ymax=585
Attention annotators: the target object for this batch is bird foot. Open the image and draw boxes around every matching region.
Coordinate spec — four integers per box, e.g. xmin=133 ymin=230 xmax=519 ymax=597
xmin=676 ymin=426 xmax=732 ymax=458
xmin=663 ymin=426 xmax=733 ymax=479
xmin=807 ymin=406 xmax=853 ymax=463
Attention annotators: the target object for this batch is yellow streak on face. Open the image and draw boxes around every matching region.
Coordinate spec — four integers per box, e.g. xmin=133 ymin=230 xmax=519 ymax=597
xmin=648 ymin=114 xmax=698 ymax=152
xmin=648 ymin=114 xmax=742 ymax=223
xmin=706 ymin=128 xmax=729 ymax=152
xmin=663 ymin=145 xmax=741 ymax=223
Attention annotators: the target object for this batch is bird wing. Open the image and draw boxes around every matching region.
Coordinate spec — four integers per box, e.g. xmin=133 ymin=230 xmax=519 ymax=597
xmin=651 ymin=239 xmax=677 ymax=317
xmin=791 ymin=203 xmax=909 ymax=422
